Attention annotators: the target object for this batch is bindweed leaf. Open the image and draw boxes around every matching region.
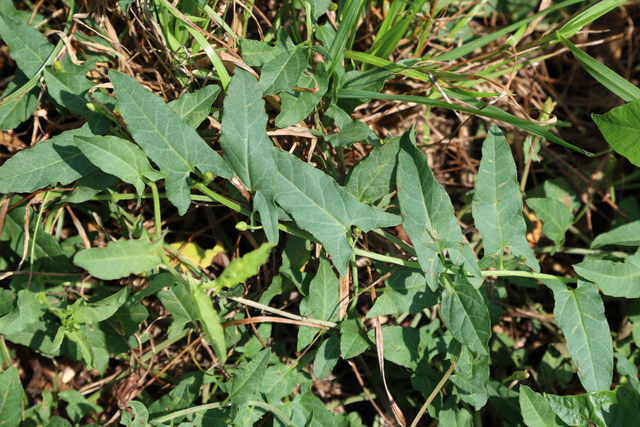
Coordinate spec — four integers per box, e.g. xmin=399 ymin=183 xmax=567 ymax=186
xmin=276 ymin=63 xmax=329 ymax=128
xmin=450 ymin=346 xmax=489 ymax=410
xmin=259 ymin=45 xmax=308 ymax=96
xmin=0 ymin=367 xmax=23 ymax=427
xmin=591 ymin=220 xmax=640 ymax=248
xmin=0 ymin=12 xmax=53 ymax=78
xmin=189 ymin=279 xmax=227 ymax=364
xmin=168 ymin=84 xmax=221 ymax=128
xmin=574 ymin=250 xmax=640 ymax=298
xmin=367 ymin=267 xmax=439 ymax=317
xmin=340 ymin=317 xmax=370 ymax=359
xmin=593 ymin=99 xmax=640 ymax=167
xmin=519 ymin=385 xmax=567 ymax=427
xmin=228 ymin=348 xmax=271 ymax=406
xmin=67 ymin=287 xmax=129 ymax=325
xmin=314 ymin=333 xmax=340 ymax=379
xmin=527 ymin=197 xmax=574 ymax=254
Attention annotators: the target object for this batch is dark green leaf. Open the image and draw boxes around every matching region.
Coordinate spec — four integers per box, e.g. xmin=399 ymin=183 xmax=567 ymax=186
xmin=314 ymin=333 xmax=340 ymax=379
xmin=276 ymin=63 xmax=329 ymax=128
xmin=0 ymin=12 xmax=53 ymax=78
xmin=340 ymin=318 xmax=370 ymax=359
xmin=262 ymin=363 xmax=311 ymax=401
xmin=68 ymin=287 xmax=129 ymax=324
xmin=259 ymin=45 xmax=308 ymax=96
xmin=169 ymin=84 xmax=221 ymax=128
xmin=337 ymin=69 xmax=393 ymax=114
xmin=450 ymin=347 xmax=489 ymax=409
xmin=190 ymin=280 xmax=227 ymax=363
xmin=367 ymin=267 xmax=438 ymax=317
xmin=158 ymin=281 xmax=198 ymax=339
xmin=228 ymin=348 xmax=271 ymax=406
xmin=325 ymin=119 xmax=380 ymax=148
xmin=240 ymin=39 xmax=286 ymax=67
xmin=593 ymin=99 xmax=640 ymax=167
xmin=0 ymin=367 xmax=23 ymax=427
xmin=366 ymin=325 xmax=429 ymax=370
xmin=58 ymin=390 xmax=102 ymax=424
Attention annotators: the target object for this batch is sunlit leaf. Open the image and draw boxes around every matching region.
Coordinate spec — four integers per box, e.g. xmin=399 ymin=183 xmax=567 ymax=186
xmin=519 ymin=385 xmax=568 ymax=427
xmin=228 ymin=348 xmax=271 ymax=406
xmin=591 ymin=220 xmax=640 ymax=248
xmin=74 ymin=238 xmax=162 ymax=280
xmin=276 ymin=63 xmax=329 ymax=128
xmin=259 ymin=45 xmax=308 ymax=96
xmin=189 ymin=279 xmax=227 ymax=364
xmin=527 ymin=198 xmax=574 ymax=254
xmin=209 ymin=243 xmax=273 ymax=291
xmin=67 ymin=287 xmax=129 ymax=324
xmin=367 ymin=267 xmax=439 ymax=317
xmin=574 ymin=250 xmax=640 ymax=298
xmin=168 ymin=84 xmax=221 ymax=128
xmin=593 ymin=99 xmax=640 ymax=167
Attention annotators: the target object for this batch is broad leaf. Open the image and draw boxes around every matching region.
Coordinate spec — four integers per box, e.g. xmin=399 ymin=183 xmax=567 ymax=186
xmin=74 ymin=237 xmax=162 ymax=280
xmin=63 ymin=170 xmax=119 ymax=204
xmin=220 ymin=70 xmax=279 ymax=242
xmin=189 ymin=279 xmax=227 ymax=364
xmin=439 ymin=397 xmax=473 ymax=427
xmin=209 ymin=243 xmax=273 ymax=291
xmin=340 ymin=318 xmax=370 ymax=359
xmin=397 ymin=129 xmax=480 ymax=289
xmin=228 ymin=348 xmax=271 ymax=406
xmin=593 ymin=99 xmax=640 ymax=167
xmin=298 ymin=257 xmax=339 ymax=350
xmin=367 ymin=267 xmax=438 ymax=317
xmin=0 ymin=283 xmax=47 ymax=337
xmin=120 ymin=401 xmax=149 ymax=427
xmin=527 ymin=198 xmax=574 ymax=254
xmin=274 ymin=149 xmax=401 ymax=276
xmin=308 ymin=0 xmax=331 ymax=19
xmin=58 ymin=390 xmax=102 ymax=424
xmin=519 ymin=385 xmax=567 ymax=427
xmin=259 ymin=45 xmax=307 ymax=96
xmin=366 ymin=325 xmax=431 ymax=370
xmin=314 ymin=333 xmax=340 ymax=379
xmin=157 ymin=281 xmax=198 ymax=339
xmin=440 ymin=275 xmax=491 ymax=355
xmin=262 ymin=363 xmax=311 ymax=401
xmin=0 ymin=367 xmax=24 ymax=427
xmin=168 ymin=84 xmax=221 ymax=128
xmin=276 ymin=63 xmax=329 ymax=128
xmin=109 ymin=70 xmax=233 ymax=214
xmin=450 ymin=346 xmax=489 ymax=409
xmin=574 ymin=250 xmax=640 ymax=298
xmin=0 ymin=12 xmax=53 ymax=78
xmin=240 ymin=39 xmax=287 ymax=66
xmin=472 ymin=125 xmax=539 ymax=272
xmin=67 ymin=287 xmax=129 ymax=324
xmin=280 ymin=394 xmax=348 ymax=427
xmin=591 ymin=220 xmax=640 ymax=248
xmin=0 ymin=78 xmax=39 ymax=131
xmin=546 ymin=280 xmax=613 ymax=392
xmin=337 ymin=68 xmax=393 ymax=114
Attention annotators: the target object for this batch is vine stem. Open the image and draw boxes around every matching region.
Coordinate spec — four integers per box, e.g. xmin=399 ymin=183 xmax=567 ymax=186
xmin=410 ymin=362 xmax=456 ymax=427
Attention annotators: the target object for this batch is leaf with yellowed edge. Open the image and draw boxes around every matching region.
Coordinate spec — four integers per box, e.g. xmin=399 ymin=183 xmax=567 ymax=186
xmin=170 ymin=241 xmax=225 ymax=272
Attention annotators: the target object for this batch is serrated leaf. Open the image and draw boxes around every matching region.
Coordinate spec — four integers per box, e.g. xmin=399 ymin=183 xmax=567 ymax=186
xmin=527 ymin=198 xmax=574 ymax=254
xmin=345 ymin=134 xmax=400 ymax=203
xmin=472 ymin=125 xmax=539 ymax=272
xmin=593 ymin=99 xmax=640 ymax=167
xmin=209 ymin=243 xmax=273 ymax=291
xmin=548 ymin=280 xmax=612 ymax=392
xmin=440 ymin=275 xmax=491 ymax=355
xmin=519 ymin=386 xmax=568 ymax=427
xmin=0 ymin=12 xmax=53 ymax=78
xmin=74 ymin=135 xmax=161 ymax=196
xmin=168 ymin=85 xmax=221 ymax=128
xmin=574 ymin=251 xmax=640 ymax=298
xmin=74 ymin=238 xmax=162 ymax=280
xmin=68 ymin=287 xmax=129 ymax=324
xmin=450 ymin=346 xmax=489 ymax=409
xmin=276 ymin=63 xmax=329 ymax=128
xmin=298 ymin=257 xmax=339 ymax=350
xmin=228 ymin=348 xmax=271 ymax=406
xmin=189 ymin=280 xmax=227 ymax=364
xmin=220 ymin=70 xmax=279 ymax=242
xmin=109 ymin=70 xmax=233 ymax=215
xmin=340 ymin=318 xmax=370 ymax=359
xmin=545 ymin=385 xmax=640 ymax=426
xmin=397 ymin=129 xmax=480 ymax=289
xmin=0 ymin=367 xmax=23 ymax=427
xmin=591 ymin=220 xmax=640 ymax=248
xmin=259 ymin=45 xmax=308 ymax=96
xmin=0 ymin=125 xmax=97 ymax=193
xmin=367 ymin=267 xmax=438 ymax=317
xmin=274 ymin=149 xmax=401 ymax=276
xmin=314 ymin=333 xmax=340 ymax=379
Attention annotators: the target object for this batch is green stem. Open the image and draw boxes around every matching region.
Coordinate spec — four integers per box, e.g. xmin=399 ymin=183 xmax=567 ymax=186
xmin=148 ymin=181 xmax=162 ymax=241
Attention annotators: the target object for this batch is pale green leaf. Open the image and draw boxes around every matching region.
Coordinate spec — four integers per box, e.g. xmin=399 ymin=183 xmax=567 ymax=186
xmin=545 ymin=385 xmax=640 ymax=426
xmin=0 ymin=367 xmax=23 ymax=427
xmin=527 ymin=198 xmax=574 ymax=254
xmin=593 ymin=99 xmax=640 ymax=167
xmin=190 ymin=280 xmax=227 ymax=364
xmin=367 ymin=267 xmax=438 ymax=317
xmin=439 ymin=397 xmax=473 ymax=427
xmin=228 ymin=348 xmax=271 ymax=406
xmin=276 ymin=63 xmax=329 ymax=128
xmin=239 ymin=39 xmax=286 ymax=66
xmin=74 ymin=135 xmax=160 ymax=196
xmin=472 ymin=125 xmax=539 ymax=272
xmin=344 ymin=134 xmax=400 ymax=203
xmin=519 ymin=385 xmax=568 ymax=427
xmin=308 ymin=0 xmax=330 ymax=19
xmin=168 ymin=84 xmax=221 ymax=128
xmin=158 ymin=282 xmax=198 ymax=339
xmin=259 ymin=45 xmax=308 ymax=96
xmin=298 ymin=257 xmax=339 ymax=350
xmin=340 ymin=318 xmax=370 ymax=359
xmin=73 ymin=238 xmax=162 ymax=280
xmin=314 ymin=333 xmax=340 ymax=379
xmin=440 ymin=275 xmax=491 ymax=355
xmin=574 ymin=251 xmax=640 ymax=298
xmin=274 ymin=149 xmax=401 ymax=276
xmin=450 ymin=346 xmax=489 ymax=409
xmin=109 ymin=70 xmax=233 ymax=215
xmin=0 ymin=125 xmax=97 ymax=193
xmin=68 ymin=287 xmax=129 ymax=324
xmin=591 ymin=220 xmax=640 ymax=248
xmin=209 ymin=243 xmax=273 ymax=291
xmin=0 ymin=12 xmax=53 ymax=78
xmin=548 ymin=280 xmax=613 ymax=392
xmin=397 ymin=129 xmax=481 ymax=288
xmin=220 ymin=70 xmax=279 ymax=242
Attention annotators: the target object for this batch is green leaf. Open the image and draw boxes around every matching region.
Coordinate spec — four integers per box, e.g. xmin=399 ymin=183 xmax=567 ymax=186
xmin=68 ymin=287 xmax=129 ymax=324
xmin=239 ymin=39 xmax=286 ymax=66
xmin=527 ymin=198 xmax=574 ymax=254
xmin=308 ymin=0 xmax=330 ymax=19
xmin=220 ymin=70 xmax=279 ymax=242
xmin=63 ymin=170 xmax=119 ymax=204
xmin=344 ymin=134 xmax=400 ymax=203
xmin=259 ymin=45 xmax=308 ymax=96
xmin=262 ymin=363 xmax=311 ymax=401
xmin=58 ymin=390 xmax=102 ymax=424
xmin=340 ymin=318 xmax=370 ymax=359
xmin=0 ymin=367 xmax=24 ymax=427
xmin=169 ymin=84 xmax=221 ymax=128
xmin=366 ymin=325 xmax=430 ymax=370
xmin=314 ymin=333 xmax=340 ymax=379
xmin=74 ymin=135 xmax=163 ymax=196
xmin=337 ymin=69 xmax=392 ymax=114
xmin=209 ymin=243 xmax=273 ymax=291
xmin=439 ymin=397 xmax=473 ymax=427
xmin=228 ymin=348 xmax=271 ymax=406
xmin=367 ymin=267 xmax=438 ymax=317
xmin=61 ymin=327 xmax=95 ymax=370
xmin=119 ymin=401 xmax=149 ymax=427
xmin=450 ymin=346 xmax=489 ymax=410
xmin=472 ymin=125 xmax=539 ymax=272
xmin=397 ymin=129 xmax=480 ymax=289
xmin=189 ymin=280 xmax=227 ymax=364
xmin=274 ymin=149 xmax=401 ymax=276
xmin=0 ymin=12 xmax=53 ymax=78
xmin=547 ymin=280 xmax=613 ymax=392
xmin=276 ymin=63 xmax=329 ymax=128
xmin=0 ymin=282 xmax=47 ymax=335
xmin=149 ymin=375 xmax=201 ymax=421
xmin=591 ymin=220 xmax=640 ymax=248
xmin=519 ymin=385 xmax=568 ymax=427
xmin=280 ymin=394 xmax=348 ymax=427
xmin=74 ymin=237 xmax=162 ymax=280
xmin=440 ymin=275 xmax=491 ymax=355
xmin=158 ymin=281 xmax=198 ymax=339
xmin=109 ymin=70 xmax=233 ymax=215
xmin=325 ymin=119 xmax=380 ymax=148
xmin=0 ymin=74 xmax=39 ymax=131
xmin=593 ymin=99 xmax=640 ymax=167
xmin=298 ymin=257 xmax=340 ymax=350
xmin=0 ymin=125 xmax=97 ymax=193
xmin=545 ymin=385 xmax=640 ymax=426
xmin=574 ymin=250 xmax=640 ymax=298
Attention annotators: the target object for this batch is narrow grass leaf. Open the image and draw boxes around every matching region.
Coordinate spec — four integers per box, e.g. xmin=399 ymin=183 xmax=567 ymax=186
xmin=259 ymin=45 xmax=307 ymax=96
xmin=326 ymin=0 xmax=366 ymax=76
xmin=472 ymin=125 xmax=539 ymax=272
xmin=228 ymin=348 xmax=271 ymax=406
xmin=337 ymin=69 xmax=393 ymax=113
xmin=109 ymin=70 xmax=233 ymax=214
xmin=168 ymin=84 xmax=221 ymax=128
xmin=208 ymin=243 xmax=273 ymax=291
xmin=591 ymin=220 xmax=640 ymax=248
xmin=189 ymin=280 xmax=227 ymax=364
xmin=68 ymin=287 xmax=129 ymax=324
xmin=397 ymin=129 xmax=480 ymax=289
xmin=557 ymin=0 xmax=627 ymax=38
xmin=592 ymin=99 xmax=640 ymax=167
xmin=440 ymin=275 xmax=491 ymax=355
xmin=276 ymin=63 xmax=329 ymax=128
xmin=314 ymin=332 xmax=340 ymax=379
xmin=0 ymin=12 xmax=53 ymax=78
xmin=527 ymin=198 xmax=574 ymax=254
xmin=548 ymin=280 xmax=613 ymax=392
xmin=274 ymin=149 xmax=401 ymax=276
xmin=220 ymin=70 xmax=279 ymax=242
xmin=367 ymin=267 xmax=439 ymax=317
xmin=74 ymin=238 xmax=162 ymax=280
xmin=519 ymin=385 xmax=568 ymax=427
xmin=574 ymin=251 xmax=640 ymax=298
xmin=0 ymin=367 xmax=23 ymax=427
